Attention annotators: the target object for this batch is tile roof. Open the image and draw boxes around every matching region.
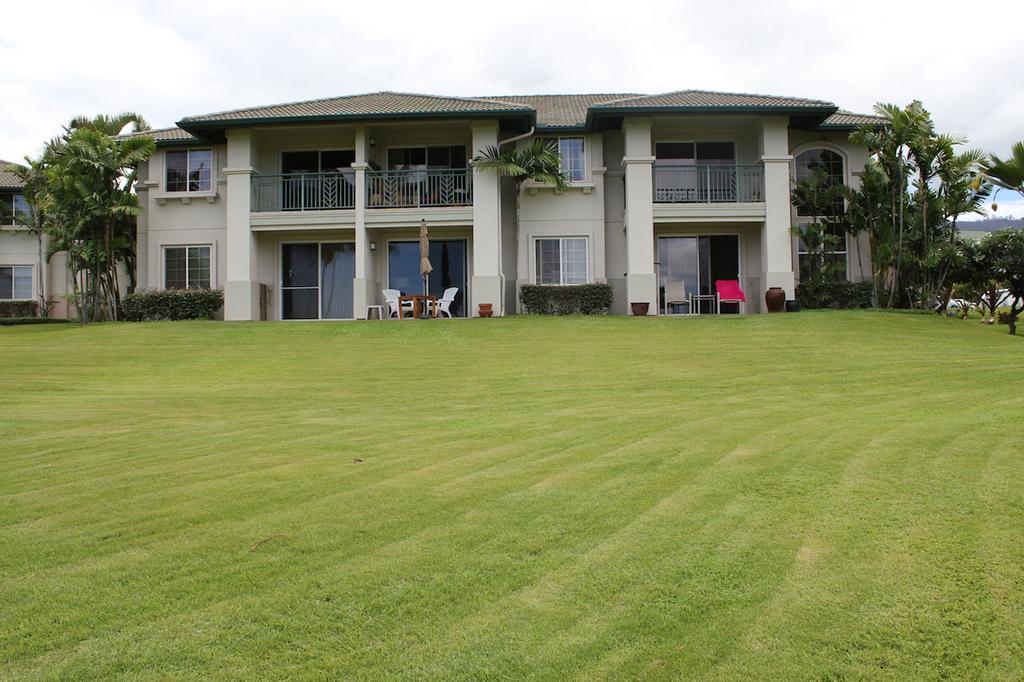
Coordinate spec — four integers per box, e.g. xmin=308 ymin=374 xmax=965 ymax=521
xmin=819 ymin=110 xmax=887 ymax=129
xmin=116 ymin=126 xmax=202 ymax=145
xmin=478 ymin=94 xmax=640 ymax=129
xmin=588 ymin=89 xmax=836 ymax=112
xmin=0 ymin=160 xmax=25 ymax=190
xmin=180 ymin=91 xmax=534 ymax=125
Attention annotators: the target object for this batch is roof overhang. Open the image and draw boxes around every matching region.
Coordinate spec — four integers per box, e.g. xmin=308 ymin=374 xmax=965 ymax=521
xmin=586 ymin=104 xmax=839 ymax=131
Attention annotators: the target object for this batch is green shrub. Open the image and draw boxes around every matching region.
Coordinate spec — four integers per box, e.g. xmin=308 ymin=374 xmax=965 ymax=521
xmin=996 ymin=309 xmax=1013 ymax=325
xmin=520 ymin=284 xmax=613 ymax=315
xmin=0 ymin=317 xmax=70 ymax=326
xmin=0 ymin=301 xmax=38 ymax=318
xmin=796 ymin=277 xmax=873 ymax=309
xmin=121 ymin=289 xmax=224 ymax=321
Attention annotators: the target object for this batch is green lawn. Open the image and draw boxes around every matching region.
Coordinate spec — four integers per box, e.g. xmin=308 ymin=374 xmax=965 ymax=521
xmin=1 ymin=312 xmax=1022 ymax=680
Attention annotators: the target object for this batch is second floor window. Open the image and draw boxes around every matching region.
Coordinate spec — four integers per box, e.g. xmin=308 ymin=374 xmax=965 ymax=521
xmin=166 ymin=149 xmax=213 ymax=192
xmin=794 ymin=148 xmax=844 ymax=216
xmin=0 ymin=193 xmax=30 ymax=225
xmin=165 ymin=245 xmax=211 ymax=289
xmin=556 ymin=137 xmax=585 ymax=182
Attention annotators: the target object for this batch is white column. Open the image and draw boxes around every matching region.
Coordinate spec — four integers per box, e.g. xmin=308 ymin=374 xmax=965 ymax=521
xmin=223 ymin=129 xmax=259 ymax=320
xmin=471 ymin=121 xmax=503 ymax=316
xmin=760 ymin=117 xmax=796 ymax=303
xmin=352 ymin=125 xmax=372 ymax=318
xmin=622 ymin=118 xmax=656 ymax=314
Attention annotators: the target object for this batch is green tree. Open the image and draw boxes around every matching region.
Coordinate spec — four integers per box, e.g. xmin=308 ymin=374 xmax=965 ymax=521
xmin=983 ymin=141 xmax=1024 ymax=206
xmin=985 ymin=228 xmax=1024 ymax=335
xmin=38 ymin=118 xmax=154 ymax=322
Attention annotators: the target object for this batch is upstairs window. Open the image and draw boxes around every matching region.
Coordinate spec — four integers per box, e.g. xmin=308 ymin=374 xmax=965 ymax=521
xmin=387 ymin=146 xmax=467 ymax=170
xmin=543 ymin=137 xmax=586 ymax=182
xmin=0 ymin=193 xmax=30 ymax=225
xmin=166 ymin=149 xmax=213 ymax=192
xmin=794 ymin=148 xmax=844 ymax=216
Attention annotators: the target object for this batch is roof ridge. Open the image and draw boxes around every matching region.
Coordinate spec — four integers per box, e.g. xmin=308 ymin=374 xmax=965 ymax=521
xmin=591 ymin=88 xmax=836 ymax=107
xmin=180 ymin=90 xmax=533 ymax=122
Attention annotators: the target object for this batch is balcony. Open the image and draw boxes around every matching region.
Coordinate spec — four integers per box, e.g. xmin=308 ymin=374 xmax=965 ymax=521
xmin=251 ymin=172 xmax=355 ymax=212
xmin=653 ymin=165 xmax=764 ymax=204
xmin=367 ymin=169 xmax=472 ymax=209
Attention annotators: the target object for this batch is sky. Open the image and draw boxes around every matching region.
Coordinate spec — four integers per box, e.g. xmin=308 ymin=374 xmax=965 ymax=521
xmin=2 ymin=0 xmax=1022 ymax=217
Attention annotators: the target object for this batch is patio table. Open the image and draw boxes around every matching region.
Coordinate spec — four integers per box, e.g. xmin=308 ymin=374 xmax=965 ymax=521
xmin=399 ymin=294 xmax=438 ymax=319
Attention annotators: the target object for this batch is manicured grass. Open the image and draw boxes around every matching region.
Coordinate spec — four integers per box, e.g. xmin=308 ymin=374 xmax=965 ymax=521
xmin=1 ymin=312 xmax=1022 ymax=680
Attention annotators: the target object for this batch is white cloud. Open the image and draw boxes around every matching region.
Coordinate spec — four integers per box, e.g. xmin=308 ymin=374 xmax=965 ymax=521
xmin=2 ymin=0 xmax=1022 ymax=180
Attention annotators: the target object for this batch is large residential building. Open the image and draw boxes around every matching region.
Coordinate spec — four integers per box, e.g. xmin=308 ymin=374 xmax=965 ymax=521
xmin=126 ymin=90 xmax=879 ymax=320
xmin=0 ymin=161 xmax=74 ymax=318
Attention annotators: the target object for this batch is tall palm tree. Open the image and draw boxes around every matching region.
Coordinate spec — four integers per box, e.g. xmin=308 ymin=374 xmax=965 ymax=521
xmin=68 ymin=112 xmax=150 ymax=137
xmin=472 ymin=138 xmax=568 ymax=305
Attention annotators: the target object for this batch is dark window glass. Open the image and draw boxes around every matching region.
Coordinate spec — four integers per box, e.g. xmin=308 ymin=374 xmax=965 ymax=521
xmin=795 ymin=148 xmax=844 ymax=216
xmin=166 ymin=151 xmax=188 ymax=192
xmin=0 ymin=266 xmax=12 ymax=299
xmin=449 ymin=146 xmax=467 ymax=168
xmin=281 ymin=243 xmax=318 ymax=288
xmin=164 ymin=247 xmax=187 ymax=288
xmin=281 ymin=151 xmax=320 ymax=174
xmin=187 ymin=246 xmax=211 ymax=289
xmin=696 ymin=142 xmax=735 ymax=163
xmin=282 ymin=289 xmax=318 ymax=320
xmin=655 ymin=143 xmax=695 ymax=162
xmin=427 ymin=146 xmax=450 ymax=168
xmin=319 ymin=150 xmax=354 ymax=173
xmin=188 ymin=150 xmax=213 ymax=192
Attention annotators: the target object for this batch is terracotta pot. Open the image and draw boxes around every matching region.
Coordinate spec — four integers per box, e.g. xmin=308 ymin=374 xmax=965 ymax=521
xmin=630 ymin=302 xmax=650 ymax=316
xmin=478 ymin=303 xmax=493 ymax=318
xmin=765 ymin=287 xmax=786 ymax=313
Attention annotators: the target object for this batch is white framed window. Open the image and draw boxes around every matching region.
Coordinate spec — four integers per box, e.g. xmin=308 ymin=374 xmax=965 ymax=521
xmin=0 ymin=265 xmax=33 ymax=300
xmin=164 ymin=245 xmax=211 ymax=289
xmin=0 ymin=193 xmax=31 ymax=226
xmin=555 ymin=137 xmax=585 ymax=181
xmin=166 ymin=149 xmax=213 ymax=192
xmin=535 ymin=237 xmax=588 ymax=285
xmin=794 ymin=147 xmax=848 ymax=280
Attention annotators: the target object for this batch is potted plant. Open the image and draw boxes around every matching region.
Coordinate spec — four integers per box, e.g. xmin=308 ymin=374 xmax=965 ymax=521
xmin=478 ymin=303 xmax=493 ymax=318
xmin=630 ymin=302 xmax=650 ymax=316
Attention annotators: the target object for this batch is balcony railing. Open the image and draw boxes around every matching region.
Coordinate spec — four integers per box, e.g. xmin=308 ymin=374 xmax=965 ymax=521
xmin=251 ymin=172 xmax=356 ymax=212
xmin=653 ymin=165 xmax=764 ymax=203
xmin=367 ymin=168 xmax=472 ymax=209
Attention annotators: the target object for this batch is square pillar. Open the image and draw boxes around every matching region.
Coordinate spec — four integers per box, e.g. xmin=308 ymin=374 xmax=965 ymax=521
xmin=471 ymin=121 xmax=503 ymax=316
xmin=622 ymin=118 xmax=656 ymax=314
xmin=224 ymin=129 xmax=259 ymax=320
xmin=352 ymin=125 xmax=373 ymax=318
xmin=760 ymin=117 xmax=796 ymax=301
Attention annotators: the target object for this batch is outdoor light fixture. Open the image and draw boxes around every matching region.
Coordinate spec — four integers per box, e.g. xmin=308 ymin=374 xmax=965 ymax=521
xmin=370 ymin=241 xmax=377 ymax=252
xmin=369 ymin=137 xmax=376 ymax=147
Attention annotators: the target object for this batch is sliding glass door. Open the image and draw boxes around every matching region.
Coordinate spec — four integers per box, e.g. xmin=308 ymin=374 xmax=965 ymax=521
xmin=388 ymin=239 xmax=467 ymax=317
xmin=657 ymin=235 xmax=740 ymax=314
xmin=280 ymin=242 xmax=355 ymax=320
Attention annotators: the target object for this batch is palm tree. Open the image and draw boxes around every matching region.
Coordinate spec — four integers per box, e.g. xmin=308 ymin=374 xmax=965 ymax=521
xmin=472 ymin=138 xmax=568 ymax=282
xmin=983 ymin=141 xmax=1024 ymax=205
xmin=68 ymin=112 xmax=150 ymax=137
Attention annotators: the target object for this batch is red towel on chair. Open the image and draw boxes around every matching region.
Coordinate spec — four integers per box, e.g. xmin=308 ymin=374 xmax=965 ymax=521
xmin=715 ymin=279 xmax=746 ymax=302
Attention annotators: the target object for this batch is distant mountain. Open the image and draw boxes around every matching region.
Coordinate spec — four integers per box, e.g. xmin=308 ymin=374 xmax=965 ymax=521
xmin=958 ymin=216 xmax=1024 ymax=232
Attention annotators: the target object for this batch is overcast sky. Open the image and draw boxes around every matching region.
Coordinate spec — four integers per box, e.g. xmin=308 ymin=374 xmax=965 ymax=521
xmin=3 ymin=0 xmax=1022 ymax=217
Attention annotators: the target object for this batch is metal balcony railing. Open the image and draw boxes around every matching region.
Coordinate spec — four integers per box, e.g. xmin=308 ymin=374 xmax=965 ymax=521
xmin=653 ymin=165 xmax=764 ymax=203
xmin=250 ymin=172 xmax=356 ymax=212
xmin=366 ymin=168 xmax=472 ymax=209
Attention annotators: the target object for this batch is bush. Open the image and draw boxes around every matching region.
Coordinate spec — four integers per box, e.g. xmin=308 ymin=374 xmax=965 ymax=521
xmin=520 ymin=284 xmax=613 ymax=315
xmin=0 ymin=317 xmax=70 ymax=326
xmin=996 ymin=309 xmax=1013 ymax=325
xmin=0 ymin=301 xmax=38 ymax=318
xmin=796 ymin=277 xmax=873 ymax=310
xmin=121 ymin=289 xmax=224 ymax=321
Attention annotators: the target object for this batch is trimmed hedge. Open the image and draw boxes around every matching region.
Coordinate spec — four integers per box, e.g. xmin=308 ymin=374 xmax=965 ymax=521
xmin=0 ymin=317 xmax=70 ymax=327
xmin=520 ymin=283 xmax=613 ymax=315
xmin=0 ymin=301 xmax=38 ymax=318
xmin=796 ymin=278 xmax=873 ymax=309
xmin=121 ymin=289 xmax=224 ymax=321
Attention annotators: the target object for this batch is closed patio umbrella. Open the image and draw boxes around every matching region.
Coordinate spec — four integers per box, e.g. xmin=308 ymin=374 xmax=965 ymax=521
xmin=419 ymin=218 xmax=432 ymax=307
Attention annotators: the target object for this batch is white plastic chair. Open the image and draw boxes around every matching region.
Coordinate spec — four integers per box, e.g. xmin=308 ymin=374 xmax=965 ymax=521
xmin=664 ymin=281 xmax=692 ymax=315
xmin=383 ymin=288 xmax=414 ymax=319
xmin=429 ymin=287 xmax=459 ymax=318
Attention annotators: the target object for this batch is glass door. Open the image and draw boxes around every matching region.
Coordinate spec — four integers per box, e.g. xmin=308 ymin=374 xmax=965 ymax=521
xmin=658 ymin=235 xmax=740 ymax=314
xmin=281 ymin=242 xmax=355 ymax=320
xmin=388 ymin=239 xmax=468 ymax=317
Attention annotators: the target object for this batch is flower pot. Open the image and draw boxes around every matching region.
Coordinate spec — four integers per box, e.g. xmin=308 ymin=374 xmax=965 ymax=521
xmin=630 ymin=302 xmax=650 ymax=316
xmin=765 ymin=287 xmax=786 ymax=313
xmin=785 ymin=300 xmax=801 ymax=313
xmin=478 ymin=303 xmax=493 ymax=318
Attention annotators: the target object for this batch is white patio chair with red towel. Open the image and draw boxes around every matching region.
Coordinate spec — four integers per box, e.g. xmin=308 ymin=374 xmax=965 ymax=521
xmin=715 ymin=279 xmax=746 ymax=314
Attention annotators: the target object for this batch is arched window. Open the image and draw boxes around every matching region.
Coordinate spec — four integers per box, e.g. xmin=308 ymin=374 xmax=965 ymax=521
xmin=794 ymin=148 xmax=847 ymax=280
xmin=794 ymin=148 xmax=844 ymax=216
